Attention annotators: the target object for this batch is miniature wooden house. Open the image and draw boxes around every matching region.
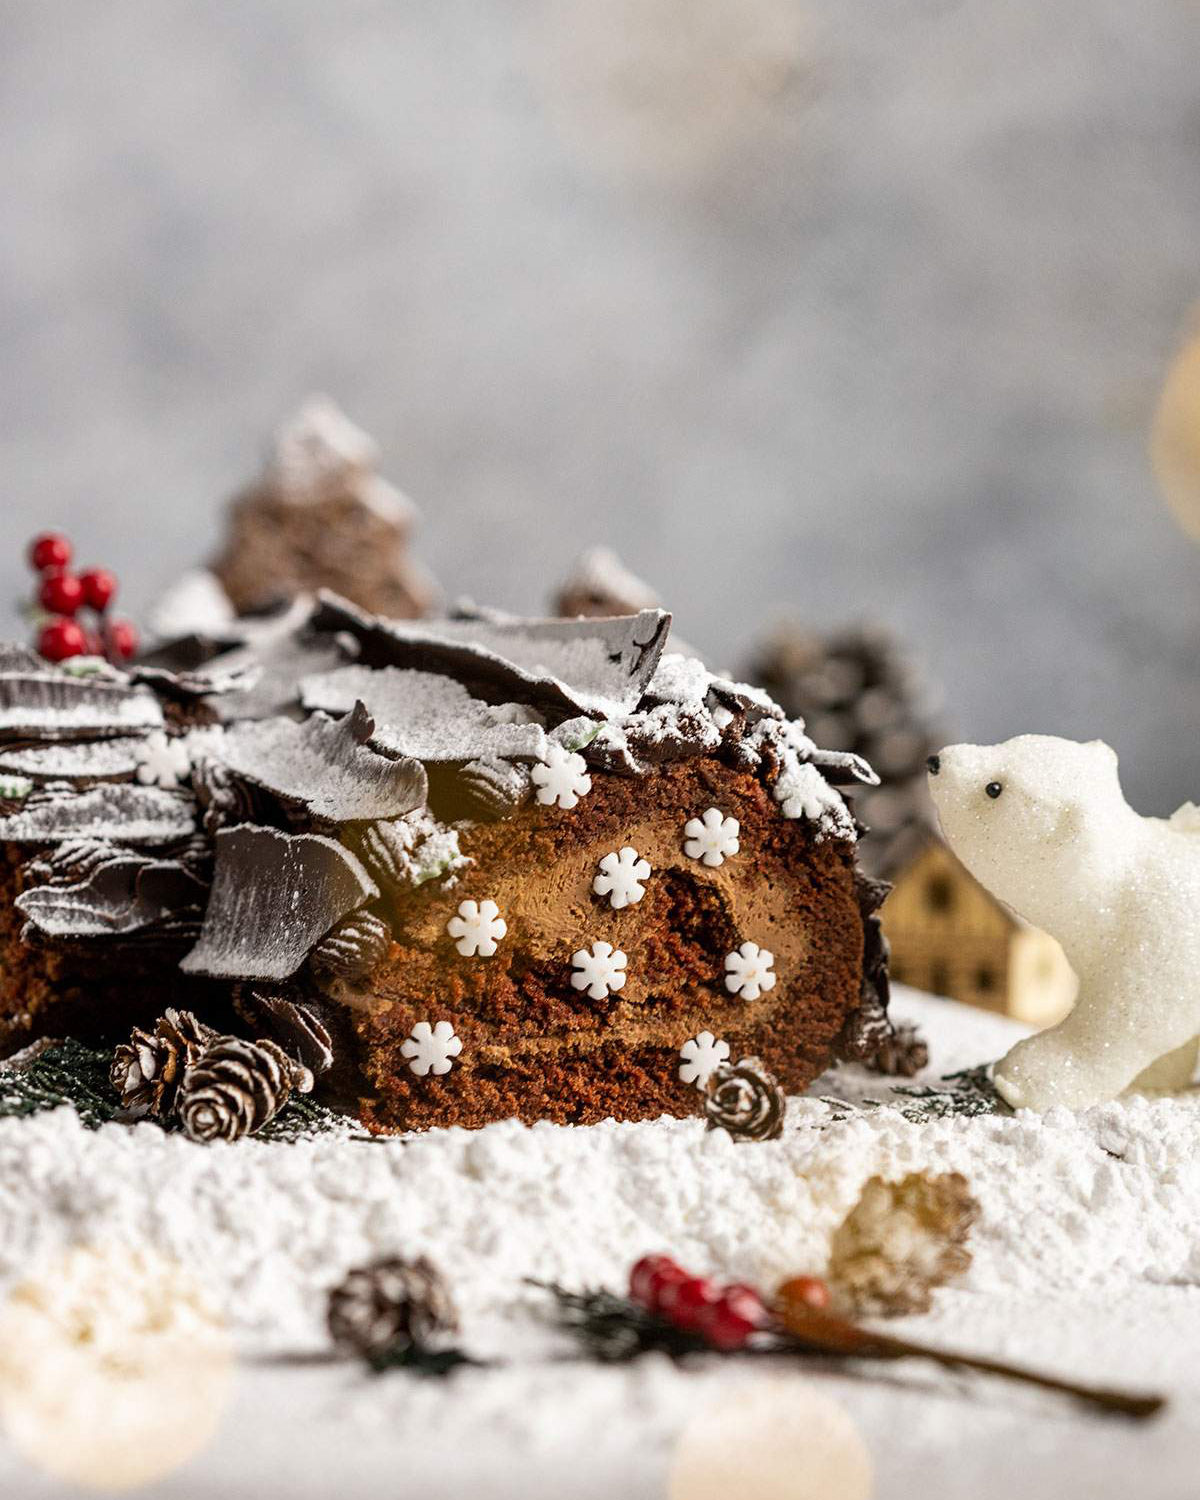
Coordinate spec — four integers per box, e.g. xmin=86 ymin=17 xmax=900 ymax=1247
xmin=881 ymin=837 xmax=1077 ymax=1029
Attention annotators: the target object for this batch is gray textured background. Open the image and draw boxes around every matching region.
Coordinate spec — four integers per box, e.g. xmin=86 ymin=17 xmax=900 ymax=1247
xmin=3 ymin=0 xmax=1199 ymax=811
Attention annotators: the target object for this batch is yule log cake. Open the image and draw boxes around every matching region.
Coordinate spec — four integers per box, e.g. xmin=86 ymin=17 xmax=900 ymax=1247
xmin=0 ymin=597 xmax=891 ymax=1131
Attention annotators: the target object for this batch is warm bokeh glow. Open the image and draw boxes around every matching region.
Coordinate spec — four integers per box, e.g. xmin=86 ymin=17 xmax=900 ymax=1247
xmin=0 ymin=1243 xmax=232 ymax=1491
xmin=1152 ymin=321 xmax=1200 ymax=540
xmin=668 ymin=1380 xmax=873 ymax=1500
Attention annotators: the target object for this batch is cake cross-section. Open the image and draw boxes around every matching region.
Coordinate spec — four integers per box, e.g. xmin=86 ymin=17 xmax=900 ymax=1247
xmin=0 ymin=599 xmax=890 ymax=1130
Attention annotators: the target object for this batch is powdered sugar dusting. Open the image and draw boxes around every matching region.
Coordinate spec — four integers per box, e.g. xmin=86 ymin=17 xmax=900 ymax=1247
xmin=1 ymin=994 xmax=1198 ymax=1495
xmin=301 ymin=665 xmax=549 ymax=763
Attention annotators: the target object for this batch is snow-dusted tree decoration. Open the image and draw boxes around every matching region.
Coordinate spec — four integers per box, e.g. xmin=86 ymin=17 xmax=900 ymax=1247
xmin=401 ymin=1020 xmax=463 ymax=1077
xmin=571 ymin=940 xmax=628 ymax=999
xmin=678 ymin=1031 xmax=730 ymax=1089
xmin=592 ymin=846 xmax=651 ymax=909
xmin=531 ymin=744 xmax=593 ymax=809
xmin=724 ymin=942 xmax=776 ymax=1000
xmin=133 ymin=731 xmax=191 ymax=790
xmin=682 ymin=807 xmax=740 ymax=867
xmin=446 ymin=898 xmax=508 ymax=957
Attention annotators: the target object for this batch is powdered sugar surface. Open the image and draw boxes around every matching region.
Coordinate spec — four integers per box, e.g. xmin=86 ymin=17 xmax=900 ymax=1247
xmin=1 ymin=991 xmax=1199 ymax=1498
xmin=301 ymin=665 xmax=550 ymax=763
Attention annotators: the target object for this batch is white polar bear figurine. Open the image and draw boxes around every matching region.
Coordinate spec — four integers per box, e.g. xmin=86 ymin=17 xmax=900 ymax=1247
xmin=927 ymin=734 xmax=1200 ymax=1112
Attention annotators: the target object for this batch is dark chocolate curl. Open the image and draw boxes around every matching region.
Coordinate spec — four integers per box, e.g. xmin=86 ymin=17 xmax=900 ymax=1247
xmin=310 ymin=592 xmax=671 ymax=719
xmin=217 ymin=706 xmax=427 ymax=824
xmin=0 ymin=669 xmax=164 ymax=741
xmin=16 ymin=847 xmax=208 ymax=940
xmin=180 ymin=824 xmax=378 ymax=981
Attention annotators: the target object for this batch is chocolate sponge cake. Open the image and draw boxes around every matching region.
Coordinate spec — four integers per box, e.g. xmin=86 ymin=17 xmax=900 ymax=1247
xmin=0 ymin=603 xmax=890 ymax=1130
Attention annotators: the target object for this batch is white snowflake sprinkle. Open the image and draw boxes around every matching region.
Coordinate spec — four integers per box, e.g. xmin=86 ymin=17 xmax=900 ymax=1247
xmin=531 ymin=743 xmax=593 ymax=809
xmin=570 ymin=940 xmax=628 ymax=999
xmin=724 ymin=941 xmax=777 ymax=1000
xmin=400 ymin=1020 xmax=463 ymax=1077
xmin=133 ymin=731 xmax=192 ymax=790
xmin=678 ymin=1031 xmax=730 ymax=1089
xmin=683 ymin=807 xmax=740 ymax=867
xmin=592 ymin=846 xmax=651 ymax=909
xmin=446 ymin=898 xmax=507 ymax=957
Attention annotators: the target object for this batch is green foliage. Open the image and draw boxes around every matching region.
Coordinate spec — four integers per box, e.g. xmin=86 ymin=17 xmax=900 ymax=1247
xmin=0 ymin=1039 xmax=120 ymax=1128
xmin=0 ymin=1038 xmax=355 ymax=1139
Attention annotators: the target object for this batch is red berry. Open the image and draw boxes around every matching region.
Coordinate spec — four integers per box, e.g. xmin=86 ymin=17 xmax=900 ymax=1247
xmin=659 ymin=1275 xmax=718 ymax=1331
xmin=38 ymin=571 xmax=85 ymax=616
xmin=629 ymin=1255 xmax=679 ymax=1308
xmin=37 ymin=617 xmax=88 ymax=662
xmin=776 ymin=1275 xmax=832 ymax=1314
xmin=79 ymin=567 xmax=117 ymax=611
xmin=699 ymin=1285 xmax=767 ymax=1350
xmin=106 ymin=619 xmax=139 ymax=661
xmin=29 ymin=532 xmax=72 ymax=573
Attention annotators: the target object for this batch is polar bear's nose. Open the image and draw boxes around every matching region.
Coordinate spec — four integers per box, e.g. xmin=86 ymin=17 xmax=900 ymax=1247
xmin=926 ymin=754 xmax=940 ymax=775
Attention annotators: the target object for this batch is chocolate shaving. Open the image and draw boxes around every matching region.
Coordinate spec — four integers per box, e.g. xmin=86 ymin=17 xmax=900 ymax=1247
xmin=217 ymin=704 xmax=427 ymax=824
xmin=180 ymin=824 xmax=378 ymax=981
xmin=311 ymin=909 xmax=392 ymax=982
xmin=0 ymin=738 xmax=145 ymax=782
xmin=449 ymin=757 xmax=533 ymax=820
xmin=0 ymin=784 xmax=197 ymax=845
xmin=16 ymin=847 xmax=208 ymax=940
xmin=232 ymin=988 xmax=335 ymax=1076
xmin=0 ymin=671 xmax=164 ymax=742
xmin=310 ymin=592 xmax=671 ymax=719
xmin=300 ymin=665 xmax=549 ymax=764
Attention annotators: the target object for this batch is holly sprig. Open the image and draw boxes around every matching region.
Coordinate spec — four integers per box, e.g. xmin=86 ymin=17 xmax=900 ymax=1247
xmin=24 ymin=530 xmax=138 ymax=665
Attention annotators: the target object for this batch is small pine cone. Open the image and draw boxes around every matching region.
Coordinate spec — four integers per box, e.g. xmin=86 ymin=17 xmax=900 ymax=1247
xmin=327 ymin=1256 xmax=457 ymax=1360
xmin=110 ymin=1008 xmax=217 ymax=1120
xmin=310 ymin=909 xmax=391 ymax=983
xmin=178 ymin=1037 xmax=312 ymax=1143
xmin=828 ymin=1171 xmax=979 ymax=1317
xmin=704 ymin=1058 xmax=786 ymax=1142
xmin=867 ymin=1024 xmax=929 ymax=1079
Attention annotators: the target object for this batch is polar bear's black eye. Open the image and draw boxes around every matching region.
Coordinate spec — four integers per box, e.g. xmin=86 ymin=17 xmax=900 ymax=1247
xmin=985 ymin=781 xmax=1003 ymax=800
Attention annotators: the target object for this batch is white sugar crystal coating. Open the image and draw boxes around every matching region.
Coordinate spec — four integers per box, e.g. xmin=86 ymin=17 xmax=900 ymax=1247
xmin=930 ymin=734 xmax=1200 ymax=1112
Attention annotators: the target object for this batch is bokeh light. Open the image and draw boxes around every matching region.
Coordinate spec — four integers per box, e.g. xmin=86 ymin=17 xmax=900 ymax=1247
xmin=1152 ymin=320 xmax=1200 ymax=541
xmin=668 ymin=1380 xmax=873 ymax=1500
xmin=0 ymin=1243 xmax=231 ymax=1491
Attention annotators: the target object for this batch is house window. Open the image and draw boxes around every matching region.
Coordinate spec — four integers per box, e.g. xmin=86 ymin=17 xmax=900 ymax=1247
xmin=929 ymin=962 xmax=950 ymax=995
xmin=925 ymin=875 xmax=955 ymax=914
xmin=974 ymin=965 xmax=996 ymax=994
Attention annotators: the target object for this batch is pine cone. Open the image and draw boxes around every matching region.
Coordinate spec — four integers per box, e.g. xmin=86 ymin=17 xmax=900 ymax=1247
xmin=828 ymin=1171 xmax=979 ymax=1317
xmin=703 ymin=1058 xmax=786 ymax=1142
xmin=110 ymin=1009 xmax=217 ymax=1120
xmin=310 ymin=909 xmax=391 ymax=983
xmin=327 ymin=1256 xmax=457 ymax=1360
xmin=746 ymin=621 xmax=943 ymax=879
xmin=177 ymin=1037 xmax=311 ymax=1143
xmin=867 ymin=1023 xmax=929 ymax=1078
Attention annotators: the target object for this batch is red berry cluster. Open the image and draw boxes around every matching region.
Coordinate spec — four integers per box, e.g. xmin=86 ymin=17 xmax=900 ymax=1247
xmin=26 ymin=532 xmax=137 ymax=665
xmin=629 ymin=1254 xmax=772 ymax=1351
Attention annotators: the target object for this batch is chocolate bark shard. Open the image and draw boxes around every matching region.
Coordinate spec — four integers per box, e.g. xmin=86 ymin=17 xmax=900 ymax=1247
xmin=232 ymin=988 xmax=335 ymax=1076
xmin=218 ymin=706 xmax=427 ymax=824
xmin=310 ymin=592 xmax=671 ymax=719
xmin=0 ymin=671 xmax=164 ymax=742
xmin=16 ymin=846 xmax=208 ymax=939
xmin=180 ymin=824 xmax=379 ymax=981
xmin=300 ymin=665 xmax=549 ymax=764
xmin=0 ymin=784 xmax=197 ymax=844
xmin=0 ymin=738 xmax=146 ymax=782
